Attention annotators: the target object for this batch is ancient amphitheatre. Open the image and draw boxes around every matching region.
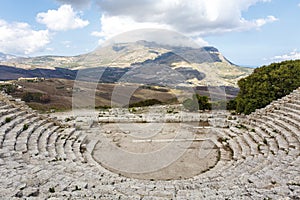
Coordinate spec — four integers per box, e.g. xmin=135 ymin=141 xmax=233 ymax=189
xmin=0 ymin=86 xmax=299 ymax=199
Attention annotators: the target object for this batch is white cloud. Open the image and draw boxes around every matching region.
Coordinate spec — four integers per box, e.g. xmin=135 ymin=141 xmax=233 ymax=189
xmin=36 ymin=4 xmax=89 ymax=31
xmin=271 ymin=49 xmax=300 ymax=61
xmin=0 ymin=19 xmax=50 ymax=55
xmin=93 ymin=0 xmax=277 ymax=43
xmin=253 ymin=15 xmax=278 ymax=27
xmin=91 ymin=15 xmax=171 ymax=44
xmin=56 ymin=0 xmax=91 ymax=9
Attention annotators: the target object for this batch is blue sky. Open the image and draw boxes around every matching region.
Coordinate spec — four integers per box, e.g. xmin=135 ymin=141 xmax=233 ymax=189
xmin=0 ymin=0 xmax=299 ymax=67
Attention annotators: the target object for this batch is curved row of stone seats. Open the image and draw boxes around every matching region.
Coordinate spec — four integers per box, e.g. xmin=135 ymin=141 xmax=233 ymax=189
xmin=38 ymin=124 xmax=61 ymax=157
xmin=200 ymin=129 xmax=269 ymax=183
xmin=197 ymin=88 xmax=300 ymax=189
xmin=64 ymin=129 xmax=82 ymax=162
xmin=0 ymin=110 xmax=29 ymax=146
xmin=0 ymin=88 xmax=300 ymax=199
xmin=58 ymin=128 xmax=76 ymax=160
xmin=201 ymin=137 xmax=273 ymax=183
xmin=262 ymin=115 xmax=299 ymax=152
xmin=229 ymin=126 xmax=260 ymax=156
xmin=283 ymin=102 xmax=300 ymax=115
xmin=15 ymin=118 xmax=48 ymax=152
xmin=274 ymin=109 xmax=300 ymax=129
xmin=0 ymin=94 xmax=85 ymax=162
xmin=258 ymin=112 xmax=298 ymax=142
xmin=197 ymin=153 xmax=297 ymax=199
xmin=213 ymin=128 xmax=243 ymax=160
xmin=26 ymin=121 xmax=55 ymax=156
xmin=72 ymin=132 xmax=88 ymax=163
xmin=220 ymin=142 xmax=269 ymax=183
xmin=0 ymin=104 xmax=15 ymax=113
xmin=251 ymin=118 xmax=281 ymax=155
xmin=2 ymin=114 xmax=39 ymax=151
xmin=0 ymin=108 xmax=24 ymax=126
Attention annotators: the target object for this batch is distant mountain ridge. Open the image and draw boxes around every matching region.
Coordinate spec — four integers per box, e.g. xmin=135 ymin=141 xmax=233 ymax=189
xmin=0 ymin=41 xmax=253 ymax=87
xmin=0 ymin=52 xmax=19 ymax=62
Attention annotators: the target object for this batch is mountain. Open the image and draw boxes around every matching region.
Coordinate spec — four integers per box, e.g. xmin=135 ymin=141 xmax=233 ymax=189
xmin=0 ymin=65 xmax=77 ymax=81
xmin=0 ymin=41 xmax=253 ymax=87
xmin=0 ymin=52 xmax=18 ymax=62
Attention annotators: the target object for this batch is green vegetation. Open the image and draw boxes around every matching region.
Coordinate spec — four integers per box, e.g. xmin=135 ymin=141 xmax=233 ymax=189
xmin=226 ymin=99 xmax=237 ymax=111
xmin=5 ymin=117 xmax=11 ymax=123
xmin=23 ymin=124 xmax=29 ymax=131
xmin=211 ymin=100 xmax=227 ymax=110
xmin=128 ymin=99 xmax=162 ymax=108
xmin=183 ymin=94 xmax=211 ymax=111
xmin=235 ymin=124 xmax=248 ymax=130
xmin=49 ymin=187 xmax=55 ymax=193
xmin=21 ymin=92 xmax=50 ymax=103
xmin=140 ymin=85 xmax=169 ymax=92
xmin=166 ymin=108 xmax=178 ymax=114
xmin=95 ymin=105 xmax=111 ymax=110
xmin=233 ymin=60 xmax=300 ymax=114
xmin=0 ymin=84 xmax=16 ymax=94
xmin=128 ymin=107 xmax=137 ymax=113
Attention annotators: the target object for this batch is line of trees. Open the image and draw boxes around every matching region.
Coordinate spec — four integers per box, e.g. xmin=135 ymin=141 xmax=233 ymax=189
xmin=21 ymin=92 xmax=51 ymax=103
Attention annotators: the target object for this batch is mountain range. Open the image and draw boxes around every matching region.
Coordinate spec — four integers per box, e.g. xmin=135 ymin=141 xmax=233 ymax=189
xmin=0 ymin=41 xmax=253 ymax=87
xmin=0 ymin=52 xmax=19 ymax=62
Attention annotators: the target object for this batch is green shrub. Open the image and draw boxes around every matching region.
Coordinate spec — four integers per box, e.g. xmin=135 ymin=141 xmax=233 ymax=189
xmin=49 ymin=187 xmax=55 ymax=193
xmin=211 ymin=100 xmax=227 ymax=110
xmin=23 ymin=124 xmax=29 ymax=131
xmin=128 ymin=99 xmax=162 ymax=108
xmin=5 ymin=117 xmax=11 ymax=123
xmin=0 ymin=84 xmax=16 ymax=94
xmin=95 ymin=105 xmax=111 ymax=110
xmin=227 ymin=99 xmax=237 ymax=110
xmin=21 ymin=92 xmax=50 ymax=103
xmin=183 ymin=94 xmax=211 ymax=111
xmin=235 ymin=60 xmax=300 ymax=114
xmin=129 ymin=107 xmax=137 ymax=113
xmin=182 ymin=98 xmax=198 ymax=111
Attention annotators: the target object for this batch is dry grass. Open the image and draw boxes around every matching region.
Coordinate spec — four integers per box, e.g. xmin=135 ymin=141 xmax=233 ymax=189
xmin=11 ymin=79 xmax=178 ymax=112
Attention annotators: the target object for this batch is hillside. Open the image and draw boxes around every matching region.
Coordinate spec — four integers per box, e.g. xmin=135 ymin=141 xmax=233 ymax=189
xmin=0 ymin=41 xmax=253 ymax=87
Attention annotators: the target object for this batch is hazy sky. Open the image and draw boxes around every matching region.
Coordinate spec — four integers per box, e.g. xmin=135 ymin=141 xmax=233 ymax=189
xmin=0 ymin=0 xmax=299 ymax=67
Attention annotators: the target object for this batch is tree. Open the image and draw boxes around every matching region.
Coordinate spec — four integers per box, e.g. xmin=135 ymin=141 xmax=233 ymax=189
xmin=21 ymin=92 xmax=51 ymax=103
xmin=196 ymin=95 xmax=212 ymax=110
xmin=183 ymin=94 xmax=211 ymax=111
xmin=183 ymin=98 xmax=198 ymax=111
xmin=235 ymin=60 xmax=300 ymax=114
xmin=226 ymin=99 xmax=237 ymax=110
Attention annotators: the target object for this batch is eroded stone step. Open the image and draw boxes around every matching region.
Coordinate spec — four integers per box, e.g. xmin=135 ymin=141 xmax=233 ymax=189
xmin=0 ymin=111 xmax=28 ymax=148
xmin=38 ymin=125 xmax=61 ymax=157
xmin=55 ymin=128 xmax=76 ymax=160
xmin=273 ymin=109 xmax=300 ymax=130
xmin=27 ymin=122 xmax=54 ymax=156
xmin=15 ymin=119 xmax=48 ymax=152
xmin=72 ymin=133 xmax=87 ymax=163
xmin=2 ymin=115 xmax=39 ymax=150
